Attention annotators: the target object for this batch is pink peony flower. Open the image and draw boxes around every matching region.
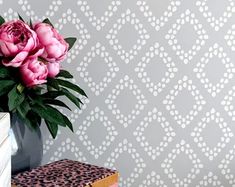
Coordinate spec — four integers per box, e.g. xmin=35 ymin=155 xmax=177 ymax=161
xmin=0 ymin=20 xmax=43 ymax=67
xmin=34 ymin=23 xmax=69 ymax=62
xmin=47 ymin=62 xmax=60 ymax=78
xmin=20 ymin=57 xmax=48 ymax=87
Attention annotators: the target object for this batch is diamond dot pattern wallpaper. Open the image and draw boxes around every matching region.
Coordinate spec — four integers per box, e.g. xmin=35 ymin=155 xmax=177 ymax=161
xmin=2 ymin=0 xmax=235 ymax=186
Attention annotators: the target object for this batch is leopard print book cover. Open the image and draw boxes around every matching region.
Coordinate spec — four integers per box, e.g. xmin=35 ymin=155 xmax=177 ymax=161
xmin=12 ymin=159 xmax=117 ymax=187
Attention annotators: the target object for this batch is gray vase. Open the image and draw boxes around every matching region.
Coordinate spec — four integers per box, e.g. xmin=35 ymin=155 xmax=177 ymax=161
xmin=11 ymin=114 xmax=43 ymax=175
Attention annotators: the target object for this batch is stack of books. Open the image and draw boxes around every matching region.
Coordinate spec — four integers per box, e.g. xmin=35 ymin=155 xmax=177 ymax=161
xmin=0 ymin=113 xmax=11 ymax=187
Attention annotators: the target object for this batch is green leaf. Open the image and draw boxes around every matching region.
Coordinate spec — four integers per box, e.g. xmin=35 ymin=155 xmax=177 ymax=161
xmin=56 ymin=70 xmax=73 ymax=79
xmin=42 ymin=18 xmax=54 ymax=27
xmin=16 ymin=111 xmax=37 ymax=131
xmin=32 ymin=104 xmax=65 ymax=126
xmin=8 ymin=85 xmax=25 ymax=111
xmin=0 ymin=80 xmax=15 ymax=96
xmin=27 ymin=111 xmax=41 ymax=127
xmin=62 ymin=115 xmax=73 ymax=132
xmin=47 ymin=106 xmax=74 ymax=131
xmin=41 ymin=91 xmax=63 ymax=99
xmin=16 ymin=100 xmax=30 ymax=118
xmin=61 ymin=88 xmax=82 ymax=109
xmin=0 ymin=16 xmax=5 ymax=25
xmin=47 ymin=78 xmax=60 ymax=90
xmin=31 ymin=86 xmax=44 ymax=94
xmin=44 ymin=99 xmax=71 ymax=111
xmin=18 ymin=13 xmax=25 ymax=22
xmin=29 ymin=95 xmax=46 ymax=109
xmin=64 ymin=37 xmax=77 ymax=51
xmin=46 ymin=105 xmax=74 ymax=132
xmin=32 ymin=105 xmax=63 ymax=124
xmin=0 ymin=68 xmax=10 ymax=78
xmin=57 ymin=79 xmax=87 ymax=98
xmin=45 ymin=120 xmax=58 ymax=139
xmin=29 ymin=18 xmax=33 ymax=28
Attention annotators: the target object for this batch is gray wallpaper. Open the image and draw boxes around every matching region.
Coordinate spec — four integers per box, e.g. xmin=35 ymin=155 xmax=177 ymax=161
xmin=2 ymin=0 xmax=235 ymax=186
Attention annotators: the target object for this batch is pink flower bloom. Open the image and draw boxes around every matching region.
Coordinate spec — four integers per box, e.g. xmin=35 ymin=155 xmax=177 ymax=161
xmin=20 ymin=57 xmax=48 ymax=87
xmin=47 ymin=62 xmax=60 ymax=78
xmin=34 ymin=23 xmax=69 ymax=62
xmin=0 ymin=20 xmax=42 ymax=67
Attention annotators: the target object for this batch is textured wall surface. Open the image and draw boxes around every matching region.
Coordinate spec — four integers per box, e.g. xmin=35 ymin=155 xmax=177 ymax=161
xmin=2 ymin=0 xmax=235 ymax=186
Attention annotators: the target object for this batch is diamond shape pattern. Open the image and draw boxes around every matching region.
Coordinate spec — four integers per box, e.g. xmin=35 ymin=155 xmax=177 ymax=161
xmin=161 ymin=140 xmax=203 ymax=187
xmin=105 ymin=139 xmax=146 ymax=187
xmin=77 ymin=0 xmax=121 ymax=30
xmin=196 ymin=0 xmax=235 ymax=31
xmin=105 ymin=75 xmax=147 ymax=128
xmin=106 ymin=9 xmax=150 ymax=64
xmin=76 ymin=107 xmax=118 ymax=159
xmin=194 ymin=43 xmax=235 ymax=97
xmin=135 ymin=42 xmax=178 ymax=96
xmin=77 ymin=43 xmax=119 ymax=95
xmin=163 ymin=76 xmax=206 ymax=128
xmin=137 ymin=0 xmax=181 ymax=31
xmin=191 ymin=108 xmax=233 ymax=161
xmin=165 ymin=9 xmax=208 ymax=64
xmin=134 ymin=107 xmax=175 ymax=160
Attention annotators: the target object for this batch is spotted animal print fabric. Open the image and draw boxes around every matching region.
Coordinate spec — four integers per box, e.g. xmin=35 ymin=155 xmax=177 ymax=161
xmin=12 ymin=159 xmax=118 ymax=187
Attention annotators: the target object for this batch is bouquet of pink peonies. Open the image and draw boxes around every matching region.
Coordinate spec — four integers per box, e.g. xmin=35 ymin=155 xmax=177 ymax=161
xmin=0 ymin=15 xmax=87 ymax=138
